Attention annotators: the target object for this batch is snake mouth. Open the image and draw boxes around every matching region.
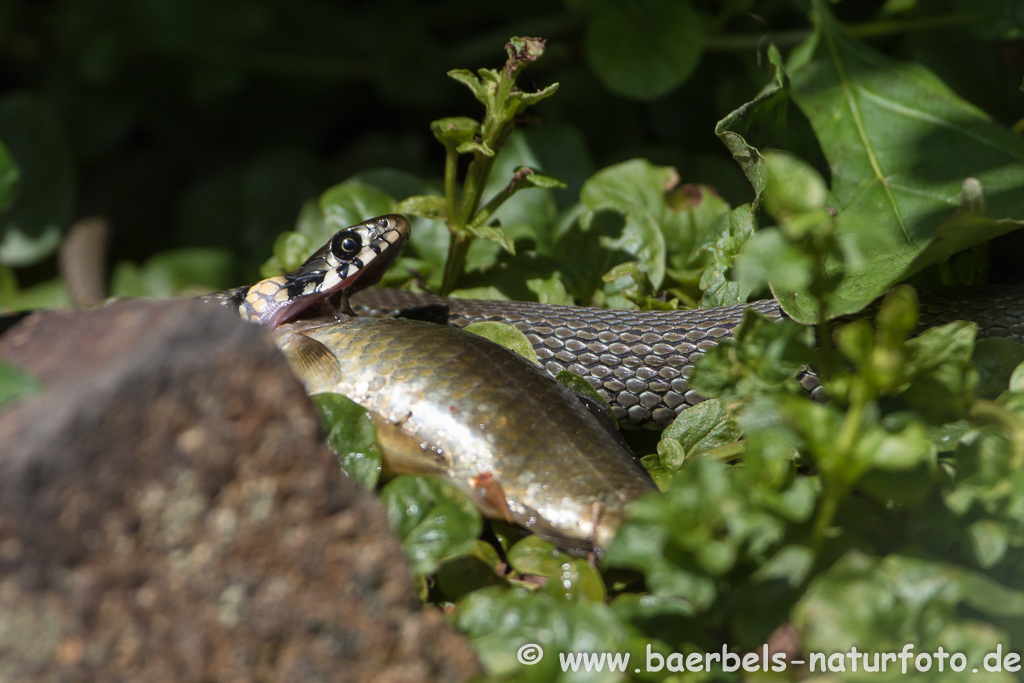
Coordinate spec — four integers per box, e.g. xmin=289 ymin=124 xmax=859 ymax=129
xmin=259 ymin=214 xmax=411 ymax=328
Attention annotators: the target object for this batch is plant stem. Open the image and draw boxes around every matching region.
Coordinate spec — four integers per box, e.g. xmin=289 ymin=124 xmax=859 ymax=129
xmin=470 ymin=184 xmax=515 ymax=229
xmin=441 ymin=232 xmax=471 ymax=296
xmin=444 ymin=145 xmax=459 ymax=225
xmin=811 ymin=489 xmax=840 ymax=550
xmin=458 ymin=154 xmax=497 ymax=225
xmin=703 ymin=13 xmax=980 ymax=52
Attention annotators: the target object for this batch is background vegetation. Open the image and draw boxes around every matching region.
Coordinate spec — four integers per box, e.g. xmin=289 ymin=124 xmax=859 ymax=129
xmin=2 ymin=0 xmax=1024 ymax=681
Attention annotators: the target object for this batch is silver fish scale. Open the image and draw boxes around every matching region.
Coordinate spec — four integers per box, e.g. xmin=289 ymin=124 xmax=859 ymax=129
xmin=354 ymin=285 xmax=1024 ymax=428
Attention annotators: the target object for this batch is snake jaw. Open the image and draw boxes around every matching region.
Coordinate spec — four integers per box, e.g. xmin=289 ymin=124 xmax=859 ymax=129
xmin=238 ymin=214 xmax=411 ymax=328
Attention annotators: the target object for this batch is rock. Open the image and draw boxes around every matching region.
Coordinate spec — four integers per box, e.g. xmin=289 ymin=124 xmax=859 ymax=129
xmin=0 ymin=300 xmax=478 ymax=682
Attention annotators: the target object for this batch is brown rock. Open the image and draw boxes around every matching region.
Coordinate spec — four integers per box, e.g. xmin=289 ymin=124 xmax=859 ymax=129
xmin=0 ymin=300 xmax=478 ymax=682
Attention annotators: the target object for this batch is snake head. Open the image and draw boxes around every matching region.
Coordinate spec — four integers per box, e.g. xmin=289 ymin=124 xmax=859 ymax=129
xmin=239 ymin=214 xmax=411 ymax=327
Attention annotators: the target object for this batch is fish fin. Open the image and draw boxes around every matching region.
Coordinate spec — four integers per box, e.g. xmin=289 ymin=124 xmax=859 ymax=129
xmin=469 ymin=472 xmax=514 ymax=523
xmin=278 ymin=333 xmax=341 ymax=394
xmin=368 ymin=412 xmax=449 ymax=475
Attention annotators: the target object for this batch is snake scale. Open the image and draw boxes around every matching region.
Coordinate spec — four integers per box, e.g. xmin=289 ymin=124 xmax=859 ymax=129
xmin=353 ymin=285 xmax=1024 ymax=428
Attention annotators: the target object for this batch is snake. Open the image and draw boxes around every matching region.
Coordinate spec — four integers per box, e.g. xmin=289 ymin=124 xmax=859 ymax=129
xmin=200 ymin=214 xmax=1024 ymax=548
xmin=204 ymin=214 xmax=1024 ymax=429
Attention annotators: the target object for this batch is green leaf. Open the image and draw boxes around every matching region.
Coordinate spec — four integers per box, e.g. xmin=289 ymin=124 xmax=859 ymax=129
xmin=476 ymin=131 xmax=558 ymax=262
xmin=0 ymin=139 xmax=20 ymax=212
xmin=464 ymin=222 xmax=515 ymax=254
xmin=268 ymin=231 xmax=312 ymax=273
xmin=555 ymin=369 xmax=617 ymax=429
xmin=509 ymin=167 xmax=566 ymax=191
xmin=110 ymin=248 xmax=236 ymax=297
xmin=430 ymin=116 xmax=480 ymax=148
xmin=525 ymin=273 xmax=573 ymax=305
xmin=602 ymin=261 xmax=680 ymax=311
xmin=447 ymin=68 xmax=487 ymax=104
xmin=793 ymin=552 xmax=1024 ymax=658
xmin=735 ymin=228 xmax=815 ymax=296
xmin=579 ymin=161 xmax=672 ymax=291
xmin=657 ymin=398 xmax=741 ymax=473
xmin=379 ymin=475 xmax=482 ymax=576
xmin=395 ymin=194 xmax=447 ymax=220
xmin=690 ymin=310 xmax=814 ymax=403
xmin=318 ymin=180 xmax=395 ymax=242
xmin=513 ymin=81 xmax=559 ymax=108
xmin=639 ymin=453 xmax=673 ymax=492
xmin=714 ymin=44 xmax=828 ymax=203
xmin=0 ymin=94 xmax=75 ymax=267
xmin=0 ymin=268 xmax=68 ymax=312
xmin=312 ymin=393 xmax=382 ymax=490
xmin=698 ymin=203 xmax=757 ymax=307
xmin=777 ymin=4 xmax=1024 ymax=318
xmin=435 ymin=544 xmax=507 ymax=600
xmin=1010 ymin=360 xmax=1024 ymax=393
xmin=541 ymin=558 xmax=606 ymax=603
xmin=458 ymin=587 xmax=636 ymax=680
xmin=973 ymin=337 xmax=1024 ymax=400
xmin=584 ymin=0 xmax=703 ymax=100
xmin=968 ymin=519 xmax=1009 ymax=569
xmin=464 ymin=321 xmax=539 ymax=365
xmin=761 ymin=151 xmax=828 ymax=218
xmin=456 ymin=139 xmax=495 ymax=157
xmin=506 ymin=536 xmax=573 ymax=577
xmin=350 ymin=169 xmax=449 ymax=289
xmin=901 ymin=320 xmax=978 ymax=423
xmin=0 ymin=360 xmax=40 ymax=409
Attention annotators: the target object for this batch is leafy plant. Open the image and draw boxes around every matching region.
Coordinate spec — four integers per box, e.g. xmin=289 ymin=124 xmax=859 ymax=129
xmin=3 ymin=1 xmax=1024 ymax=681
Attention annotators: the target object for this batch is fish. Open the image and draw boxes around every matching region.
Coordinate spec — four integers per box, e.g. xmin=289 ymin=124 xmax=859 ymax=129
xmin=203 ymin=214 xmax=656 ymax=551
xmin=277 ymin=314 xmax=656 ymax=551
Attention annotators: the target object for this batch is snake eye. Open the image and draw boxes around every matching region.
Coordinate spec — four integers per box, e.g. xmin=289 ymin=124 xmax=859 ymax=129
xmin=330 ymin=230 xmax=362 ymax=259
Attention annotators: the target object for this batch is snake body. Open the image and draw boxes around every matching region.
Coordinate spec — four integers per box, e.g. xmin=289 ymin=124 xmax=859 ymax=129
xmin=201 ymin=214 xmax=1024 ymax=548
xmin=353 ymin=285 xmax=1024 ymax=428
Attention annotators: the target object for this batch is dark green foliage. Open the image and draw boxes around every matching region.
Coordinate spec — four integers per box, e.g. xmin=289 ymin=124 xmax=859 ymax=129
xmin=3 ymin=1 xmax=1024 ymax=680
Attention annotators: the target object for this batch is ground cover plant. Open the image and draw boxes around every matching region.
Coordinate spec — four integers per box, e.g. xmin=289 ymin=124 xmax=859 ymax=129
xmin=2 ymin=0 xmax=1024 ymax=680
